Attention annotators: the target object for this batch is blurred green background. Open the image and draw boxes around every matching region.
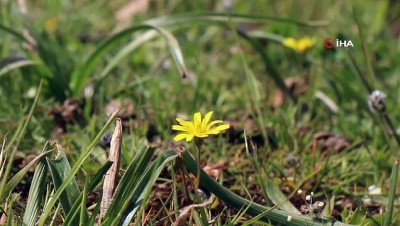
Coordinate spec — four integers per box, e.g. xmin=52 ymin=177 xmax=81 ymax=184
xmin=1 ymin=0 xmax=400 ymax=225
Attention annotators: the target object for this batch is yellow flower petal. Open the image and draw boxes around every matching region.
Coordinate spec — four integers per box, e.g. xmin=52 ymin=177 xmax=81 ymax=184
xmin=202 ymin=111 xmax=213 ymax=128
xmin=171 ymin=111 xmax=230 ymax=143
xmin=205 ymin=120 xmax=223 ymax=130
xmin=172 ymin=125 xmax=191 ymax=132
xmin=185 ymin=134 xmax=195 ymax=142
xmin=208 ymin=124 xmax=230 ymax=134
xmin=194 ymin=112 xmax=202 ymax=126
xmin=176 ymin=118 xmax=194 ymax=128
xmin=282 ymin=38 xmax=297 ymax=49
xmin=282 ymin=37 xmax=315 ymax=53
xmin=174 ymin=133 xmax=189 ymax=141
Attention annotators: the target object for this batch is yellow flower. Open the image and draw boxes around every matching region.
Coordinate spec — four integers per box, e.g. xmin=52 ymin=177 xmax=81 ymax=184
xmin=172 ymin=111 xmax=230 ymax=142
xmin=45 ymin=17 xmax=59 ymax=33
xmin=282 ymin=37 xmax=315 ymax=53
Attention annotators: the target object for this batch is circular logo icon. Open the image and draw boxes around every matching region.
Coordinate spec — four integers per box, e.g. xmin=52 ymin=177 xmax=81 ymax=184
xmin=324 ymin=37 xmax=336 ymax=49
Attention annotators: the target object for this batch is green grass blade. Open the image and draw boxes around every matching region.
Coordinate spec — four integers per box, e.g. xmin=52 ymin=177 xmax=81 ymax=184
xmin=353 ymin=7 xmax=377 ymax=88
xmin=29 ymin=29 xmax=74 ymax=101
xmin=6 ymin=194 xmax=20 ymax=226
xmin=79 ymin=176 xmax=89 ymax=226
xmin=145 ymin=12 xmax=329 ymax=27
xmin=384 ymin=159 xmax=399 ymax=226
xmin=38 ymin=111 xmax=119 ymax=226
xmin=64 ymin=161 xmax=113 ymax=225
xmin=0 ymin=24 xmax=29 ymax=43
xmin=46 ymin=144 xmax=81 ymax=224
xmin=22 ymin=143 xmax=50 ymax=226
xmin=96 ymin=30 xmax=158 ymax=83
xmin=120 ymin=150 xmax=178 ymax=226
xmin=1 ymin=150 xmax=51 ymax=201
xmin=0 ymin=55 xmax=36 ymax=77
xmin=264 ymin=180 xmax=301 ymax=214
xmin=4 ymin=80 xmax=43 ymax=154
xmin=237 ymin=30 xmax=295 ymax=101
xmin=70 ymin=24 xmax=187 ymax=96
xmin=245 ymin=30 xmax=285 ymax=43
xmin=88 ymin=191 xmax=102 ymax=226
xmin=101 ymin=145 xmax=156 ymax=224
xmin=179 ymin=151 xmax=351 ymax=226
xmin=0 ymin=148 xmax=16 ymax=202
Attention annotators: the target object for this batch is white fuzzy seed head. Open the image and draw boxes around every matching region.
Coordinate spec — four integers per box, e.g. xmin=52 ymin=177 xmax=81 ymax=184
xmin=368 ymin=90 xmax=387 ymax=113
xmin=306 ymin=195 xmax=311 ymax=201
xmin=287 ymin=215 xmax=292 ymax=222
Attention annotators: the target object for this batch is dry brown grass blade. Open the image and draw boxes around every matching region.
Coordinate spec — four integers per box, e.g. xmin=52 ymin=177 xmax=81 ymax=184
xmin=99 ymin=118 xmax=122 ymax=220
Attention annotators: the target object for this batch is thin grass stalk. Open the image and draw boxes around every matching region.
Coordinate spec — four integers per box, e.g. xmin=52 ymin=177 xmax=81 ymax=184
xmin=0 ymin=148 xmax=15 ymax=201
xmin=145 ymin=12 xmax=329 ymax=27
xmin=384 ymin=159 xmax=399 ymax=226
xmin=6 ymin=194 xmax=20 ymax=226
xmin=64 ymin=162 xmax=113 ymax=224
xmin=368 ymin=91 xmax=400 ymax=224
xmin=88 ymin=191 xmax=102 ymax=226
xmin=120 ymin=151 xmax=178 ymax=226
xmin=353 ymin=7 xmax=377 ymax=87
xmin=0 ymin=24 xmax=30 ymax=43
xmin=382 ymin=114 xmax=400 ymax=149
xmin=347 ymin=52 xmax=372 ymax=93
xmin=4 ymin=79 xmax=42 ymax=154
xmin=236 ymin=30 xmax=296 ymax=102
xmin=80 ymin=176 xmax=89 ymax=226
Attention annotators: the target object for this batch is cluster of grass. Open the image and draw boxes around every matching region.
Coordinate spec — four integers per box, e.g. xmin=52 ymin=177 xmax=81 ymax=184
xmin=1 ymin=0 xmax=400 ymax=225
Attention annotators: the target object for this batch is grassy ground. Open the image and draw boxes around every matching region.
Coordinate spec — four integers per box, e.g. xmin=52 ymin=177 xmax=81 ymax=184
xmin=1 ymin=0 xmax=400 ymax=225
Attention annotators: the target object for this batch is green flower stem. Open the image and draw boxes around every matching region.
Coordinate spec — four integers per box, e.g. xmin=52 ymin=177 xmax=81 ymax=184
xmin=194 ymin=138 xmax=204 ymax=190
xmin=193 ymin=138 xmax=208 ymax=225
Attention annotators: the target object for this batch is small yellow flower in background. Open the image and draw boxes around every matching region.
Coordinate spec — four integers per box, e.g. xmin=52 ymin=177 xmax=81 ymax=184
xmin=282 ymin=37 xmax=316 ymax=53
xmin=172 ymin=111 xmax=230 ymax=142
xmin=45 ymin=17 xmax=59 ymax=33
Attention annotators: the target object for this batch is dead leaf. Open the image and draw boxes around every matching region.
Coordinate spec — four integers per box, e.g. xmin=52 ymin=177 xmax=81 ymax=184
xmin=49 ymin=98 xmax=83 ymax=134
xmin=313 ymin=131 xmax=350 ymax=154
xmin=271 ymin=76 xmax=309 ymax=108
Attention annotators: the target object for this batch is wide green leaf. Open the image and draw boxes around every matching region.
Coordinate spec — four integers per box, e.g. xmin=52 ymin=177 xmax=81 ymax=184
xmin=22 ymin=143 xmax=50 ymax=226
xmin=46 ymin=144 xmax=81 ymax=224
